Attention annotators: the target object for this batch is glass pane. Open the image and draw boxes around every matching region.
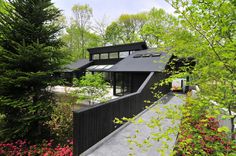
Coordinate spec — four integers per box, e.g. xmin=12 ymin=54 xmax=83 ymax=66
xmin=115 ymin=73 xmax=123 ymax=96
xmin=100 ymin=53 xmax=108 ymax=59
xmin=110 ymin=52 xmax=118 ymax=59
xmin=103 ymin=65 xmax=113 ymax=70
xmin=95 ymin=65 xmax=107 ymax=70
xmin=93 ymin=54 xmax=99 ymax=60
xmin=104 ymin=72 xmax=111 ymax=82
xmin=87 ymin=65 xmax=98 ymax=70
xmin=119 ymin=51 xmax=129 ymax=58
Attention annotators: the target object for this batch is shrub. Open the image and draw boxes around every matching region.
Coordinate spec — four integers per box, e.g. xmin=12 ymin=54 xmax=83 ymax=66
xmin=174 ymin=99 xmax=236 ymax=156
xmin=72 ymin=73 xmax=110 ymax=105
xmin=45 ymin=102 xmax=73 ymax=144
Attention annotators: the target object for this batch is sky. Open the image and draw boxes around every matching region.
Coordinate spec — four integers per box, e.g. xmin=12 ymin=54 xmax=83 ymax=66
xmin=51 ymin=0 xmax=174 ymax=24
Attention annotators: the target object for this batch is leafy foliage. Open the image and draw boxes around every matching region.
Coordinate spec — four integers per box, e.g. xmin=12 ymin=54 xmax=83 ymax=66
xmin=0 ymin=0 xmax=65 ymax=140
xmin=62 ymin=24 xmax=102 ymax=60
xmin=105 ymin=8 xmax=178 ymax=46
xmin=105 ymin=12 xmax=148 ymax=44
xmin=61 ymin=4 xmax=103 ymax=61
xmin=141 ymin=8 xmax=178 ymax=47
xmin=175 ymin=98 xmax=236 ymax=156
xmin=165 ymin=0 xmax=236 ymax=139
xmin=72 ymin=73 xmax=110 ymax=105
xmin=45 ymin=102 xmax=73 ymax=144
xmin=0 ymin=0 xmax=7 ymax=13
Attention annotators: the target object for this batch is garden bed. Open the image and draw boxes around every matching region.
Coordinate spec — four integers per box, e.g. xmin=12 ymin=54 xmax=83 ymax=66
xmin=0 ymin=139 xmax=72 ymax=156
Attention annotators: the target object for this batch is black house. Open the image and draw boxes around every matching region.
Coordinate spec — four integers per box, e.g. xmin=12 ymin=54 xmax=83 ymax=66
xmin=63 ymin=42 xmax=176 ymax=96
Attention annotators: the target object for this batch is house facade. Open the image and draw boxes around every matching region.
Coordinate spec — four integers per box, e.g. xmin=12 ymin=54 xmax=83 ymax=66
xmin=63 ymin=42 xmax=184 ymax=96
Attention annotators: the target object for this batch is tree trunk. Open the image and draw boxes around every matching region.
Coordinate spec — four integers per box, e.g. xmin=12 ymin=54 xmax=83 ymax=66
xmin=228 ymin=103 xmax=235 ymax=140
xmin=230 ymin=117 xmax=235 ymax=140
xmin=81 ymin=29 xmax=85 ymax=58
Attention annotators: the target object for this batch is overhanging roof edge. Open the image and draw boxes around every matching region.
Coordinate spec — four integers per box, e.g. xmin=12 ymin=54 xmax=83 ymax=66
xmin=87 ymin=42 xmax=148 ymax=54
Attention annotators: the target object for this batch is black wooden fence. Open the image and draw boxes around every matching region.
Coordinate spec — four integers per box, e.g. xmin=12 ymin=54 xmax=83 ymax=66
xmin=73 ymin=72 xmax=171 ymax=155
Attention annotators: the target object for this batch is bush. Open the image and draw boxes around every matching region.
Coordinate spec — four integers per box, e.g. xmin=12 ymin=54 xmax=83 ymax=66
xmin=174 ymin=99 xmax=236 ymax=156
xmin=45 ymin=102 xmax=73 ymax=144
xmin=72 ymin=73 xmax=110 ymax=105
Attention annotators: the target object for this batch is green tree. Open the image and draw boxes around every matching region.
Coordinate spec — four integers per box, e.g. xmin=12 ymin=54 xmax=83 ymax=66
xmin=62 ymin=23 xmax=102 ymax=61
xmin=72 ymin=4 xmax=93 ymax=58
xmin=72 ymin=73 xmax=110 ymax=105
xmin=105 ymin=21 xmax=124 ymax=45
xmin=105 ymin=13 xmax=147 ymax=45
xmin=141 ymin=8 xmax=178 ymax=47
xmin=62 ymin=4 xmax=102 ymax=61
xmin=92 ymin=16 xmax=109 ymax=46
xmin=0 ymin=0 xmax=9 ymax=17
xmin=105 ymin=9 xmax=178 ymax=46
xmin=0 ymin=0 xmax=65 ymax=140
xmin=0 ymin=0 xmax=4 ymax=13
xmin=165 ymin=0 xmax=236 ymax=139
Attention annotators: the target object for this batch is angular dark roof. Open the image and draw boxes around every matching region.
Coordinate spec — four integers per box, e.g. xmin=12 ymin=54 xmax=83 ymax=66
xmin=64 ymin=59 xmax=92 ymax=72
xmin=87 ymin=42 xmax=148 ymax=54
xmin=108 ymin=49 xmax=172 ymax=72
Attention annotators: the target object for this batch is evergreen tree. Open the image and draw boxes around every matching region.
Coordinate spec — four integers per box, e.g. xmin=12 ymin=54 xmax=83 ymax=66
xmin=0 ymin=0 xmax=64 ymax=141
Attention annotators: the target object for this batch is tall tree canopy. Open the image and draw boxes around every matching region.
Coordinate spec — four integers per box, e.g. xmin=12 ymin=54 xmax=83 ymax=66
xmin=141 ymin=8 xmax=178 ymax=47
xmin=105 ymin=13 xmax=148 ymax=45
xmin=105 ymin=8 xmax=178 ymax=47
xmin=0 ymin=0 xmax=65 ymax=140
xmin=62 ymin=4 xmax=102 ymax=61
xmin=72 ymin=4 xmax=93 ymax=58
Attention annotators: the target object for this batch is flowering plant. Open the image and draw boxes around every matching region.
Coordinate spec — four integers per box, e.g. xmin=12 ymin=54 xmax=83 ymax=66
xmin=0 ymin=139 xmax=72 ymax=156
xmin=174 ymin=99 xmax=236 ymax=156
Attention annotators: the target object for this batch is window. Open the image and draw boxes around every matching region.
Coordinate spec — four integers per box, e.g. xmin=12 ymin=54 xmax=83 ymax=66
xmin=119 ymin=51 xmax=129 ymax=58
xmin=93 ymin=54 xmax=100 ymax=60
xmin=109 ymin=52 xmax=119 ymax=59
xmin=100 ymin=53 xmax=108 ymax=59
xmin=94 ymin=65 xmax=107 ymax=70
xmin=114 ymin=73 xmax=131 ymax=96
xmin=103 ymin=65 xmax=113 ymax=70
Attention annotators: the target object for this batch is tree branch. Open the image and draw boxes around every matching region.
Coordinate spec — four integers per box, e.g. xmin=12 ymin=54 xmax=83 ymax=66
xmin=167 ymin=1 xmax=233 ymax=73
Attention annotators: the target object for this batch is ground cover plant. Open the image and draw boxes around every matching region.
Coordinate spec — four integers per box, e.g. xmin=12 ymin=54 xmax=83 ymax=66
xmin=0 ymin=139 xmax=72 ymax=156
